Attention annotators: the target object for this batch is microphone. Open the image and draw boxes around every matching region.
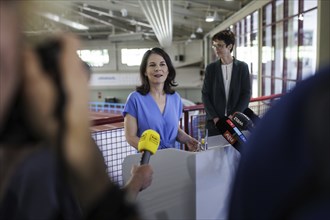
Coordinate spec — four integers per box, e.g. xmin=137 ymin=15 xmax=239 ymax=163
xmin=231 ymin=112 xmax=254 ymax=131
xmin=216 ymin=116 xmax=247 ymax=152
xmin=243 ymin=108 xmax=260 ymax=125
xmin=138 ymin=129 xmax=160 ymax=165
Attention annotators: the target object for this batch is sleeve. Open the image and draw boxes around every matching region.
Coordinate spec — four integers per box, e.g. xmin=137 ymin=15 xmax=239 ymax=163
xmin=86 ymin=184 xmax=140 ymax=220
xmin=122 ymin=92 xmax=137 ymax=118
xmin=177 ymin=93 xmax=183 ymax=120
xmin=201 ymin=64 xmax=218 ymax=120
xmin=236 ymin=62 xmax=251 ymax=112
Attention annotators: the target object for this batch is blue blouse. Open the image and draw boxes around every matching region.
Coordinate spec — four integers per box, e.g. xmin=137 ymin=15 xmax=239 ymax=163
xmin=123 ymin=91 xmax=183 ymax=149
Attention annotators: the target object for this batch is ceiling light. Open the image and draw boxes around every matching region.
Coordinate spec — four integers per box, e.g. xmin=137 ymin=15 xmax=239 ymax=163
xmin=196 ymin=26 xmax=203 ymax=33
xmin=41 ymin=12 xmax=89 ymax=30
xmin=190 ymin=32 xmax=196 ymax=39
xmin=205 ymin=11 xmax=214 ymax=22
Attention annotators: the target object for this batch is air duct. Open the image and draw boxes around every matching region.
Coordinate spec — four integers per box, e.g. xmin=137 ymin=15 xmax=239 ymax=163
xmin=108 ymin=33 xmax=144 ymax=42
xmin=138 ymin=0 xmax=173 ymax=48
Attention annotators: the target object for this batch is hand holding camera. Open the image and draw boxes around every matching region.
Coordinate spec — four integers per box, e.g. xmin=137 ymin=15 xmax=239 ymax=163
xmin=21 ymin=35 xmax=110 ymax=209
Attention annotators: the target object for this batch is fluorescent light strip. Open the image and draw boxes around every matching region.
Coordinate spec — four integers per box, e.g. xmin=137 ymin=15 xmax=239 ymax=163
xmin=41 ymin=12 xmax=89 ymax=30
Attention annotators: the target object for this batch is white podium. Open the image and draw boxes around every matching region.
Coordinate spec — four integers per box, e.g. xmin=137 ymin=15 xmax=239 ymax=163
xmin=122 ymin=135 xmax=241 ymax=220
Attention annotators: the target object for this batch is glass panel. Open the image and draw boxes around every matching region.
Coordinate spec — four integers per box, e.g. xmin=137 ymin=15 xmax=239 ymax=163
xmin=251 ymin=33 xmax=259 ymax=97
xmin=263 ymin=3 xmax=272 ymax=25
xmin=241 ymin=19 xmax=245 ymax=35
xmin=275 ymin=22 xmax=283 ymax=78
xmin=276 ymin=0 xmax=284 ymax=21
xmin=240 ymin=34 xmax=245 ymax=47
xmin=264 ymin=77 xmax=271 ymax=96
xmin=252 ymin=74 xmax=258 ymax=98
xmin=251 ymin=11 xmax=259 ymax=97
xmin=236 ymin=22 xmax=241 ymax=46
xmin=246 ymin=33 xmax=250 ymax=47
xmin=285 ymin=18 xmax=298 ymax=80
xmin=252 ymin=11 xmax=258 ymax=31
xmin=274 ymin=79 xmax=283 ymax=94
xmin=286 ymin=80 xmax=296 ymax=92
xmin=288 ymin=0 xmax=298 ymax=16
xmin=77 ymin=49 xmax=109 ymax=67
xmin=304 ymin=0 xmax=318 ymax=11
xmin=121 ymin=48 xmax=150 ymax=66
xmin=299 ymin=9 xmax=317 ymax=79
xmin=246 ymin=15 xmax=251 ymax=33
xmin=262 ymin=26 xmax=272 ymax=76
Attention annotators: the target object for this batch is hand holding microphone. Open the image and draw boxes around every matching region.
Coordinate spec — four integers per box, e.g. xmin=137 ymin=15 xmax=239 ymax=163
xmin=124 ymin=129 xmax=159 ymax=197
xmin=138 ymin=129 xmax=160 ymax=165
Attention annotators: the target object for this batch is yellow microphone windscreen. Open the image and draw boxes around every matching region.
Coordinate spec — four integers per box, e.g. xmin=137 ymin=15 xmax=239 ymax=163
xmin=138 ymin=129 xmax=160 ymax=155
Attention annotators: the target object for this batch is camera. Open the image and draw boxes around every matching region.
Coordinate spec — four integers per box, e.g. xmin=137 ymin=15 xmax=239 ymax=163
xmin=0 ymin=39 xmax=64 ymax=145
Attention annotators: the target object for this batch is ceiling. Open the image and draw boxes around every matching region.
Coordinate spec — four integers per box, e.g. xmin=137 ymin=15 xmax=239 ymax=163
xmin=24 ymin=0 xmax=253 ymax=47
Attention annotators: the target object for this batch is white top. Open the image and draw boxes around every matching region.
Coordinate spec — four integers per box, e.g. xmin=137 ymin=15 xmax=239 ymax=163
xmin=221 ymin=62 xmax=233 ymax=116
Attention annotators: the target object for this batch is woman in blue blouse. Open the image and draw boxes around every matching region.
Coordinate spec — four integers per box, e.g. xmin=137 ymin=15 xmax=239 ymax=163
xmin=123 ymin=48 xmax=198 ymax=151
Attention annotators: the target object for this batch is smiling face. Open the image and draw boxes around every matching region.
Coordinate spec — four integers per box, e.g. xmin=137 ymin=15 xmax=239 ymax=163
xmin=145 ymin=53 xmax=169 ymax=86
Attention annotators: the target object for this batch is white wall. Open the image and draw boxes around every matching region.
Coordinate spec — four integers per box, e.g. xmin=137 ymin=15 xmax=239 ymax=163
xmin=83 ymin=39 xmax=204 ymax=103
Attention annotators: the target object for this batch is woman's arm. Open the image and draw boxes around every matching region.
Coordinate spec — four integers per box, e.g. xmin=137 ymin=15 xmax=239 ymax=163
xmin=124 ymin=114 xmax=140 ymax=150
xmin=176 ymin=128 xmax=199 ymax=151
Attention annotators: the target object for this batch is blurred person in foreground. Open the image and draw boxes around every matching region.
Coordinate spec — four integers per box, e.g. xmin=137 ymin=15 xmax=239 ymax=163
xmin=202 ymin=29 xmax=251 ymax=136
xmin=228 ymin=65 xmax=330 ymax=219
xmin=123 ymin=47 xmax=199 ymax=151
xmin=0 ymin=1 xmax=152 ymax=219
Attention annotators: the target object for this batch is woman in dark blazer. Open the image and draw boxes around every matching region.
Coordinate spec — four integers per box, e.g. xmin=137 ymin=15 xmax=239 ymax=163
xmin=202 ymin=30 xmax=251 ymax=136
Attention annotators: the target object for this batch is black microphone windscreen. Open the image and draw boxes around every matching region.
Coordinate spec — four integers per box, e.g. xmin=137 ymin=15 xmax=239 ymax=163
xmin=243 ymin=108 xmax=260 ymax=124
xmin=232 ymin=112 xmax=254 ymax=131
xmin=216 ymin=117 xmax=242 ymax=151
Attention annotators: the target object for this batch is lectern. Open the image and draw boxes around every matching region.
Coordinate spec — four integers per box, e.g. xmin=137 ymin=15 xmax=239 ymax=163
xmin=122 ymin=135 xmax=240 ymax=220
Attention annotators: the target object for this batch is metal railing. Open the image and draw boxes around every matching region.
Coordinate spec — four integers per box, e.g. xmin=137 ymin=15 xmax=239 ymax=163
xmin=89 ymin=101 xmax=125 ymax=113
xmin=183 ymin=93 xmax=283 ymax=141
xmin=91 ymin=94 xmax=283 ymax=186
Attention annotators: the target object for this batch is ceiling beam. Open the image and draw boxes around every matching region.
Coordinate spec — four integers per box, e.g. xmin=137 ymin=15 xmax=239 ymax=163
xmin=187 ymin=0 xmax=241 ymax=12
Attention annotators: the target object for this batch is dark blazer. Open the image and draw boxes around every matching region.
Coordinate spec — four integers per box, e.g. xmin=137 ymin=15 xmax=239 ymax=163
xmin=202 ymin=57 xmax=251 ymax=134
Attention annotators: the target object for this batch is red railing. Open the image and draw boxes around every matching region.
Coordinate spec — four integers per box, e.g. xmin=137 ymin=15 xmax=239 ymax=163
xmin=90 ymin=93 xmax=283 ymax=185
xmin=91 ymin=93 xmax=283 ymax=127
xmin=181 ymin=93 xmax=283 ymax=136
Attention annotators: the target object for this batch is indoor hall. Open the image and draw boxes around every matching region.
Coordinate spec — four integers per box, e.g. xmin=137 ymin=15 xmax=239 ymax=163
xmin=1 ymin=0 xmax=329 ymax=219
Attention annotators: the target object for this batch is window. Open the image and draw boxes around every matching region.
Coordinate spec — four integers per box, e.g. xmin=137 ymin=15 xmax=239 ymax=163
xmin=121 ymin=48 xmax=151 ymax=66
xmin=234 ymin=11 xmax=259 ymax=98
xmin=261 ymin=0 xmax=317 ymax=96
xmin=77 ymin=49 xmax=109 ymax=67
xmin=300 ymin=9 xmax=317 ymax=79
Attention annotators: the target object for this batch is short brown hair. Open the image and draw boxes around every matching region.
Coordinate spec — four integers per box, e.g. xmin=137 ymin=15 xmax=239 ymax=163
xmin=212 ymin=29 xmax=236 ymax=52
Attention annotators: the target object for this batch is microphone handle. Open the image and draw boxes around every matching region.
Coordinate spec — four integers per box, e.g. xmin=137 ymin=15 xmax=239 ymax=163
xmin=140 ymin=151 xmax=151 ymax=165
xmin=231 ymin=139 xmax=241 ymax=152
